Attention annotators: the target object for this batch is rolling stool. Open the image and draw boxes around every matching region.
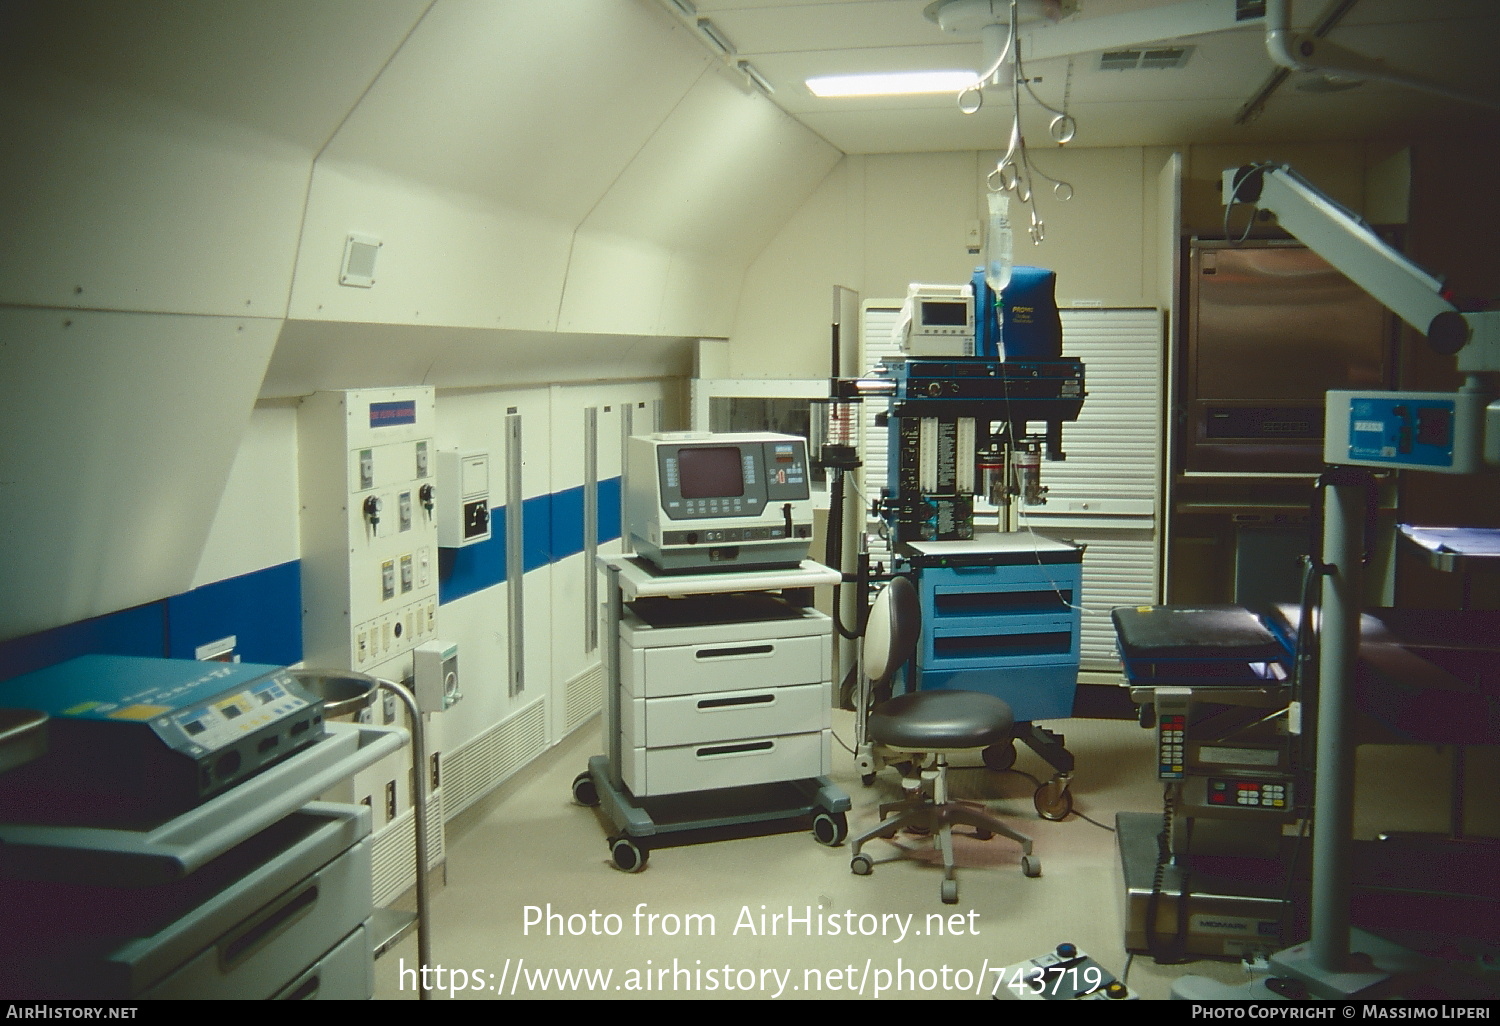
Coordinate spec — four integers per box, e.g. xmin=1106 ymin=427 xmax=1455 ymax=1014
xmin=850 ymin=577 xmax=1041 ymax=904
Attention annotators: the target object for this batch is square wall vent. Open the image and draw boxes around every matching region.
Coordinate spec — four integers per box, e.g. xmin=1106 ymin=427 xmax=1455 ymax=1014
xmin=341 ymin=233 xmax=381 ymax=288
xmin=1100 ymin=45 xmax=1193 ymax=72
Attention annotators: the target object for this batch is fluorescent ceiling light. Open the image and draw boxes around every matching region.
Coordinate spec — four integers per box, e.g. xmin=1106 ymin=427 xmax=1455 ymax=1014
xmin=805 ymin=70 xmax=977 ymax=98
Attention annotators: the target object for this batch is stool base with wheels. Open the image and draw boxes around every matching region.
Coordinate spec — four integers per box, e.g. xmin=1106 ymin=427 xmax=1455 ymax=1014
xmin=850 ymin=688 xmax=1041 ymax=905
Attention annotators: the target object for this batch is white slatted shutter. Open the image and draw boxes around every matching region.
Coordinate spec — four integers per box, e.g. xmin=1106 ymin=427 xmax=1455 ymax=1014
xmin=1022 ymin=308 xmax=1165 ymax=674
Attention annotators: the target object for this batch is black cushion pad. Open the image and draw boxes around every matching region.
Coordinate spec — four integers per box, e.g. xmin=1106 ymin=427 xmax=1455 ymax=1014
xmin=869 ymin=690 xmax=1014 ymax=750
xmin=1111 ymin=605 xmax=1282 ymax=661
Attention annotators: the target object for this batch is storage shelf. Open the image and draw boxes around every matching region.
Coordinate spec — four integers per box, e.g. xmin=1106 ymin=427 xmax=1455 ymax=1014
xmin=0 ymin=723 xmax=405 ymax=886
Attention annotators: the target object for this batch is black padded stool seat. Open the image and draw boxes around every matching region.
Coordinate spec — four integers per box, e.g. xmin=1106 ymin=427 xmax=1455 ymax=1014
xmin=868 ymin=690 xmax=1014 ymax=751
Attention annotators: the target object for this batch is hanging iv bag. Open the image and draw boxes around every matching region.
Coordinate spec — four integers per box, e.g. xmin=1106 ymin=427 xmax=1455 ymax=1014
xmin=985 ymin=191 xmax=1014 ymax=294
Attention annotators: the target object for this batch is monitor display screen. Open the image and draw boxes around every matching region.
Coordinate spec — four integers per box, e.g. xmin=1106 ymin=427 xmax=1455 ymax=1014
xmin=677 ymin=446 xmax=744 ymax=499
xmin=920 ymin=300 xmax=969 ymax=326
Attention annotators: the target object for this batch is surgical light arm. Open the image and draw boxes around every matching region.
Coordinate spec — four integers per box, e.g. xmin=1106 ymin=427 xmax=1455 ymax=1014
xmin=1217 ymin=162 xmax=1499 ymax=993
xmin=1223 ymin=164 xmax=1500 ymax=373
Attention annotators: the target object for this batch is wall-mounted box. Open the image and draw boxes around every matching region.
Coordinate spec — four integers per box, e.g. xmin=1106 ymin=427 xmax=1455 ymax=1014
xmin=437 ymin=449 xmax=491 ymax=547
xmin=414 ymin=639 xmax=461 ymax=713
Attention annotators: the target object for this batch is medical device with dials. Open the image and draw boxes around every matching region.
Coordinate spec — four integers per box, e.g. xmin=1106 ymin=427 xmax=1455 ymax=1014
xmin=0 ymin=655 xmax=325 ymax=822
xmin=625 ymin=431 xmax=814 ymax=573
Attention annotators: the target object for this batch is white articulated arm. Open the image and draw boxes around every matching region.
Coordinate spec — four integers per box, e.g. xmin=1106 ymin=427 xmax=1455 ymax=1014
xmin=1224 ymin=164 xmax=1500 ymax=375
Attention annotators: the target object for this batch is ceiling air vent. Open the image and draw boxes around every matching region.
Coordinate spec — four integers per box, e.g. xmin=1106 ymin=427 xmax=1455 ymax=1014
xmin=1099 ymin=46 xmax=1193 ymax=72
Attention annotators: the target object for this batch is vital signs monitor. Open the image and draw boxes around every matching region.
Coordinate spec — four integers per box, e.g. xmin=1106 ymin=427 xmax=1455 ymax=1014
xmin=625 ymin=432 xmax=815 ymax=573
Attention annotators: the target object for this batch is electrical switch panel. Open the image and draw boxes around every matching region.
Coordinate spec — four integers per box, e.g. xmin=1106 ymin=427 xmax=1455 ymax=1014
xmin=299 ymin=387 xmax=441 ymax=678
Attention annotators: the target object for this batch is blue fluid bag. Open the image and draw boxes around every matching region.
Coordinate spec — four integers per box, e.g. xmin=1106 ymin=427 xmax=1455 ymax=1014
xmin=1000 ymin=266 xmax=1062 ymax=360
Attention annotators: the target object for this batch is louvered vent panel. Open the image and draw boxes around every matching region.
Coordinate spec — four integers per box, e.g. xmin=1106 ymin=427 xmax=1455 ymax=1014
xmin=372 ymin=789 xmax=446 ymax=907
xmin=859 ymin=302 xmax=903 ymax=568
xmin=564 ymin=662 xmax=605 ymax=735
xmin=442 ymin=698 xmax=549 ymax=819
xmin=1041 ymin=310 xmax=1163 ymax=505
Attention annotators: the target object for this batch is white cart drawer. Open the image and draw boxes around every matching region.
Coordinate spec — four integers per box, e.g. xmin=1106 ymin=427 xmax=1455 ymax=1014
xmin=142 ymin=836 xmax=372 ymax=999
xmin=622 ymin=681 xmax=830 ymax=749
xmin=621 ymin=633 xmax=829 ymax=698
xmin=623 ymin=729 xmax=831 ymax=797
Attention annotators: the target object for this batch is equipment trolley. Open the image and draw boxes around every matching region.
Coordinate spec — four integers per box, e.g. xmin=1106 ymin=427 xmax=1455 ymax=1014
xmin=574 ymin=556 xmax=851 ymax=872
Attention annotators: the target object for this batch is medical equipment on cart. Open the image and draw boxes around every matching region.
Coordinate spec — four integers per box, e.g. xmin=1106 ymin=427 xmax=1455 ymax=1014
xmin=823 ymin=270 xmax=1087 ymax=819
xmin=624 ymin=431 xmax=815 ymax=573
xmin=1111 ymin=605 xmax=1300 ymax=961
xmin=0 ymin=655 xmax=327 ymax=822
xmin=572 ymin=556 xmax=849 ymax=873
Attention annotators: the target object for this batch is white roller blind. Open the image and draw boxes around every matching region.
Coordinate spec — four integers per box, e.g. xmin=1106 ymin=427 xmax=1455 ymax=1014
xmin=1027 ymin=309 xmax=1163 ymax=511
xmin=1026 ymin=308 xmax=1164 ymax=673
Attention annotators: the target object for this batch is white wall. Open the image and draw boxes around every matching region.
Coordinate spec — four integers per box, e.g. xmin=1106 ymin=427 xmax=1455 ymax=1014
xmin=0 ymin=0 xmax=837 ymax=643
xmin=729 ymin=141 xmax=1395 ymax=380
xmin=731 ymin=146 xmax=1174 ymax=378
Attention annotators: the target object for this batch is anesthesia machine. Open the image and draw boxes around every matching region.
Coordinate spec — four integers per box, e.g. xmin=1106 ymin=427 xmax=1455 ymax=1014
xmin=824 ymin=263 xmax=1088 ymax=820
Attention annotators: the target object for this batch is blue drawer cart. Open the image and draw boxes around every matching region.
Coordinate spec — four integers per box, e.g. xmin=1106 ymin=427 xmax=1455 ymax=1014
xmin=903 ymin=535 xmax=1083 ymax=819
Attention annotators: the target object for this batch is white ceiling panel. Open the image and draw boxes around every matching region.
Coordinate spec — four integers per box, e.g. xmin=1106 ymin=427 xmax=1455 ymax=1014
xmin=707 ymin=0 xmax=950 ymax=54
xmin=323 ymin=0 xmax=711 ymax=223
xmin=659 ymin=0 xmax=1500 ymax=154
xmin=580 ymin=64 xmax=841 ymax=257
xmin=0 ymin=0 xmax=430 ymax=150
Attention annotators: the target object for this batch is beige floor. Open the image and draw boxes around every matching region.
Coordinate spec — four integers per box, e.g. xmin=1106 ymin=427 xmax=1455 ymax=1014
xmin=371 ymin=710 xmax=1283 ymax=1001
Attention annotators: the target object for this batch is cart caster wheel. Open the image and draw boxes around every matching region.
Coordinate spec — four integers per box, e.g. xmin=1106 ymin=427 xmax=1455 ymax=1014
xmin=941 ymin=878 xmax=959 ymax=904
xmin=1021 ymin=854 xmax=1042 ymax=878
xmin=1035 ymin=781 xmax=1073 ymax=821
xmin=982 ymin=742 xmax=1016 ymax=772
xmin=572 ymin=771 xmax=599 ymax=807
xmin=610 ymin=837 xmax=648 ymax=873
xmin=861 ymin=773 xmax=877 ymax=787
xmin=850 ymin=853 xmax=874 ymax=876
xmin=812 ymin=810 xmax=848 ymax=846
xmin=973 ymin=827 xmax=993 ymax=841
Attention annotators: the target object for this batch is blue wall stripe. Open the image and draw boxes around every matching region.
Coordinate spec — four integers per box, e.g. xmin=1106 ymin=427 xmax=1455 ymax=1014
xmin=0 ymin=602 xmax=167 ymax=683
xmin=0 ymin=561 xmax=301 ymax=683
xmin=166 ymin=559 xmax=302 ymax=667
xmin=597 ymin=476 xmax=622 ymax=547
xmin=523 ymin=494 xmax=552 ymax=574
xmin=550 ymin=485 xmax=586 ymax=562
xmin=438 ymin=518 xmax=507 ymax=604
xmin=5 ymin=476 xmax=628 ymax=677
xmin=438 ymin=475 xmax=623 ymax=605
